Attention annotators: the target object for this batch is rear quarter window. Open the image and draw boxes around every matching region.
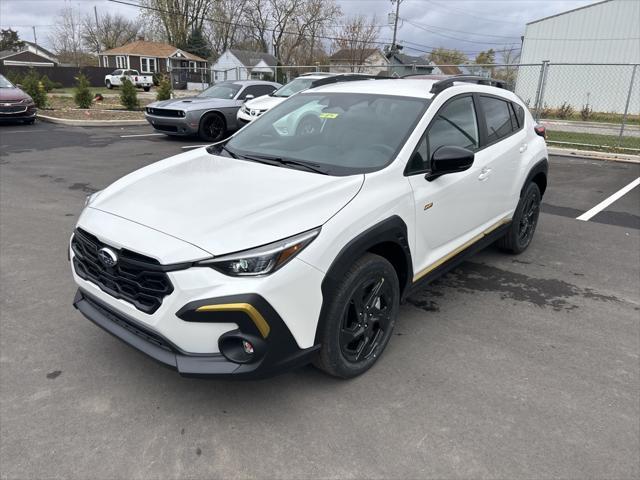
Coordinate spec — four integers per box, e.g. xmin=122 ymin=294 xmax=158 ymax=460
xmin=480 ymin=95 xmax=515 ymax=143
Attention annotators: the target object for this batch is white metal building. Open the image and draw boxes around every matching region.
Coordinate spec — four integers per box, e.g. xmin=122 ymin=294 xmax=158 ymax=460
xmin=515 ymin=0 xmax=640 ymax=114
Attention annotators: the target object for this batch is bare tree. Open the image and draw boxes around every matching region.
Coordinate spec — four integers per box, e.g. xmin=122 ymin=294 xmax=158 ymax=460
xmin=205 ymin=0 xmax=250 ymax=57
xmin=49 ymin=7 xmax=87 ymax=67
xmin=139 ymin=0 xmax=211 ymax=48
xmin=332 ymin=15 xmax=381 ymax=72
xmin=243 ymin=0 xmax=270 ymax=53
xmin=83 ymin=12 xmax=141 ymax=53
xmin=495 ymin=46 xmax=521 ymax=87
xmin=298 ymin=0 xmax=341 ymax=64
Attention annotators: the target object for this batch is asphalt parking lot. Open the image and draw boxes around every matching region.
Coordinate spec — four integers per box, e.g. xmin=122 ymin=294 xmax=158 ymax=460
xmin=1 ymin=121 xmax=639 ymax=479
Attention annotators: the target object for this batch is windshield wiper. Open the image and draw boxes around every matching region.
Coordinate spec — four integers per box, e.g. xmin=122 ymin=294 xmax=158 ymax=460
xmin=240 ymin=154 xmax=329 ymax=175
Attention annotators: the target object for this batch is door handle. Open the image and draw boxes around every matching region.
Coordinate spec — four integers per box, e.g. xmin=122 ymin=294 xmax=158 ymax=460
xmin=519 ymin=143 xmax=528 ymax=153
xmin=478 ymin=167 xmax=492 ymax=181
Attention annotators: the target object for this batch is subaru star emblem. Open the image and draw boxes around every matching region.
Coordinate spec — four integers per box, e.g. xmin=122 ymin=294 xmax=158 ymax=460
xmin=98 ymin=247 xmax=118 ymax=268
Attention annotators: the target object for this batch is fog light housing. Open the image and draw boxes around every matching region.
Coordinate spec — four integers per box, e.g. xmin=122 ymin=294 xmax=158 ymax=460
xmin=219 ymin=331 xmax=266 ymax=364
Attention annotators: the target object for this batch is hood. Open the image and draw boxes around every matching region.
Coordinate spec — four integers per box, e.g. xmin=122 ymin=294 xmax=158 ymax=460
xmin=245 ymin=95 xmax=286 ymax=111
xmin=0 ymin=87 xmax=30 ymax=102
xmin=149 ymin=97 xmax=238 ymax=110
xmin=89 ymin=149 xmax=363 ymax=257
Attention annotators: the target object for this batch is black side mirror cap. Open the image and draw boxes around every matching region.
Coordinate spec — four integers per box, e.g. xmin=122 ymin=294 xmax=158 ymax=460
xmin=426 ymin=146 xmax=474 ymax=181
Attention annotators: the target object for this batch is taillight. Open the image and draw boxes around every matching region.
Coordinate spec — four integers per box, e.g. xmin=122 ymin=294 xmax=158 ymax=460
xmin=534 ymin=125 xmax=546 ymax=139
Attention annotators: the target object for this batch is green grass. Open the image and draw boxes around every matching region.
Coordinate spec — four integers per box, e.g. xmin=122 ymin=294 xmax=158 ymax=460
xmin=546 ymin=130 xmax=640 ymax=154
xmin=539 ymin=110 xmax=639 ymax=126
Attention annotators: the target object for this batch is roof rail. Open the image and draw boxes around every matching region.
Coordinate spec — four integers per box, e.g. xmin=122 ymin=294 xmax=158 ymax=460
xmin=429 ymin=75 xmax=506 ymax=94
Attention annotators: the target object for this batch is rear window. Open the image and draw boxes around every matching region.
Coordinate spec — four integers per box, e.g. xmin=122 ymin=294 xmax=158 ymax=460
xmin=480 ymin=96 xmax=514 ymax=143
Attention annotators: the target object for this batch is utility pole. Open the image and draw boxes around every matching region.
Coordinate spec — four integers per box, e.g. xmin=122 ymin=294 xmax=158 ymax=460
xmin=390 ymin=0 xmax=402 ymax=54
xmin=94 ymin=5 xmax=101 ymax=66
xmin=32 ymin=26 xmax=38 ymax=56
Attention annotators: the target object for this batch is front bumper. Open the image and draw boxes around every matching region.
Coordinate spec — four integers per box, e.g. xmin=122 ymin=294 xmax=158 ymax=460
xmin=144 ymin=113 xmax=199 ymax=136
xmin=74 ymin=289 xmax=320 ymax=378
xmin=236 ymin=108 xmax=259 ymax=124
xmin=0 ymin=105 xmax=37 ymax=121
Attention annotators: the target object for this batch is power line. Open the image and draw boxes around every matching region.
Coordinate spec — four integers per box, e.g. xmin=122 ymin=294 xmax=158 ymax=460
xmin=107 ymin=0 xmax=515 ymax=57
xmin=424 ymin=0 xmax=525 ymax=25
xmin=403 ymin=18 xmax=521 ymax=46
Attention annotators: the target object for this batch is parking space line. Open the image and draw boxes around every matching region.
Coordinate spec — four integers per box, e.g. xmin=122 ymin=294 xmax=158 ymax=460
xmin=576 ymin=177 xmax=640 ymax=221
xmin=181 ymin=145 xmax=210 ymax=150
xmin=119 ymin=133 xmax=165 ymax=138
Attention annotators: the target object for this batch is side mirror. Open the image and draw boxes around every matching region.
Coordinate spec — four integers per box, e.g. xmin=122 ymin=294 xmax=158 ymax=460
xmin=243 ymin=94 xmax=255 ymax=102
xmin=426 ymin=146 xmax=474 ymax=181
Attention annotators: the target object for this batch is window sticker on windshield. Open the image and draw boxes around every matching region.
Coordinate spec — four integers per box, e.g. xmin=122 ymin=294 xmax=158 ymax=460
xmin=319 ymin=113 xmax=339 ymax=119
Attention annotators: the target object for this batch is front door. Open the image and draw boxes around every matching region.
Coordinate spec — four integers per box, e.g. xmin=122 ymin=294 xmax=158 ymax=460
xmin=406 ymin=94 xmax=494 ymax=278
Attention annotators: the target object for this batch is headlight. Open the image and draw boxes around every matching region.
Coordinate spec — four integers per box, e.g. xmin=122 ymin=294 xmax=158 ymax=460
xmin=197 ymin=228 xmax=320 ymax=276
xmin=21 ymin=97 xmax=34 ymax=104
xmin=84 ymin=190 xmax=102 ymax=207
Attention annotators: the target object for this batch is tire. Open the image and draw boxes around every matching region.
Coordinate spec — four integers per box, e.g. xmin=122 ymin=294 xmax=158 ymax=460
xmin=296 ymin=115 xmax=321 ymax=136
xmin=314 ymin=253 xmax=399 ymax=378
xmin=105 ymin=80 xmax=112 ymax=89
xmin=143 ymin=87 xmax=150 ymax=92
xmin=198 ymin=113 xmax=227 ymax=142
xmin=497 ymin=182 xmax=541 ymax=254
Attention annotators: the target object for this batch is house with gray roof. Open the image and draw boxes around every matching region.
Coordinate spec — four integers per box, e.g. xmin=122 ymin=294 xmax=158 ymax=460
xmin=0 ymin=41 xmax=58 ymax=67
xmin=211 ymin=49 xmax=278 ymax=82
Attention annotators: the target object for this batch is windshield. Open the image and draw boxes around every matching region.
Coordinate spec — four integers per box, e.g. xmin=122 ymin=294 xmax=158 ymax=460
xmin=198 ymin=83 xmax=241 ymax=99
xmin=0 ymin=75 xmax=15 ymax=88
xmin=223 ymin=92 xmax=429 ymax=176
xmin=272 ymin=78 xmax=315 ymax=98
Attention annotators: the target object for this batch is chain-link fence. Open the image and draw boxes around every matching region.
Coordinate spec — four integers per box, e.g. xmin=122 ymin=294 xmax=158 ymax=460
xmin=195 ymin=62 xmax=640 ymax=152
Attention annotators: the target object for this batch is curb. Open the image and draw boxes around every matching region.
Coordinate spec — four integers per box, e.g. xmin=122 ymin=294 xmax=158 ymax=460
xmin=548 ymin=147 xmax=640 ymax=164
xmin=37 ymin=114 xmax=147 ymax=127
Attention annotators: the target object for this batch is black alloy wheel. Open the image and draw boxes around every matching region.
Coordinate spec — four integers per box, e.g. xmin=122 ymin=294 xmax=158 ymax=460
xmin=496 ymin=182 xmax=541 ymax=254
xmin=518 ymin=190 xmax=540 ymax=247
xmin=314 ymin=253 xmax=399 ymax=378
xmin=199 ymin=113 xmax=226 ymax=142
xmin=340 ymin=276 xmax=394 ymax=363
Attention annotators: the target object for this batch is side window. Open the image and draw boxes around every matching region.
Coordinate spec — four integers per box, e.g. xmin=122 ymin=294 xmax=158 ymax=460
xmin=428 ymin=96 xmax=479 ymax=156
xmin=253 ymin=85 xmax=277 ymax=97
xmin=512 ymin=103 xmax=525 ymax=129
xmin=480 ymin=96 xmax=514 ymax=143
xmin=406 ymin=96 xmax=478 ymax=175
xmin=239 ymin=85 xmax=273 ymax=100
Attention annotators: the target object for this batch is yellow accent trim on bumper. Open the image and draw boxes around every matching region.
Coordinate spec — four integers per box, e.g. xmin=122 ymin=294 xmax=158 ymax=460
xmin=195 ymin=303 xmax=271 ymax=338
xmin=412 ymin=217 xmax=511 ymax=283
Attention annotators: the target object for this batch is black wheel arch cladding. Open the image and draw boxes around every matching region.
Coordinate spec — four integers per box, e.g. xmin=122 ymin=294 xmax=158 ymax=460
xmin=315 ymin=215 xmax=412 ymax=345
xmin=522 ymin=158 xmax=548 ymax=198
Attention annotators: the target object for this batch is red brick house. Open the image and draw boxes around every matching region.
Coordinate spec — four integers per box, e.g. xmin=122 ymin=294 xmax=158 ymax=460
xmin=99 ymin=40 xmax=207 ymax=75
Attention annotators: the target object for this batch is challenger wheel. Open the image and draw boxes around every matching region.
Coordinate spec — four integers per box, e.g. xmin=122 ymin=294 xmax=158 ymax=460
xmin=314 ymin=253 xmax=399 ymax=378
xmin=199 ymin=113 xmax=226 ymax=142
xmin=497 ymin=182 xmax=541 ymax=254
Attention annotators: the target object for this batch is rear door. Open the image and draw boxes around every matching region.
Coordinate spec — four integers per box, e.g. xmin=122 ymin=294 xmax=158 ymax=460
xmin=475 ymin=94 xmax=528 ymax=220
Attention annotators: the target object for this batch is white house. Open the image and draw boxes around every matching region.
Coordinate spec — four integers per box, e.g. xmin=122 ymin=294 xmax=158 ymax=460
xmin=329 ymin=48 xmax=389 ymax=75
xmin=211 ymin=49 xmax=278 ymax=82
xmin=515 ymin=0 xmax=640 ymax=114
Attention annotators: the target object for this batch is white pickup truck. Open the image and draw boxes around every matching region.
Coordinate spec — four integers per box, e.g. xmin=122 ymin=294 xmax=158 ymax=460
xmin=104 ymin=69 xmax=153 ymax=91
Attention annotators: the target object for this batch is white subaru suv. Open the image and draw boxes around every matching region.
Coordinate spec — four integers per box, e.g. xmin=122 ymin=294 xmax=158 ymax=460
xmin=70 ymin=76 xmax=548 ymax=379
